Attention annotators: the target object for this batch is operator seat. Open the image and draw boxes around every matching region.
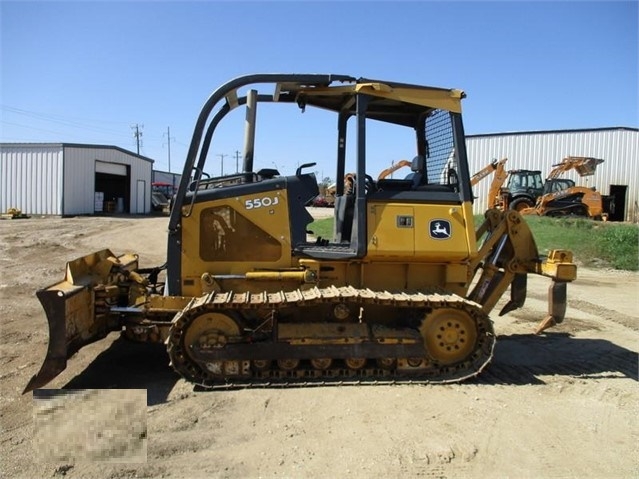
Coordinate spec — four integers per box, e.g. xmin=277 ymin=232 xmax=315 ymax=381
xmin=334 ymin=193 xmax=354 ymax=243
xmin=410 ymin=155 xmax=426 ymax=188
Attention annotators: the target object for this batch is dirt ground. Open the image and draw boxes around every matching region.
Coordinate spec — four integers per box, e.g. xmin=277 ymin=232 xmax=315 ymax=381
xmin=1 ymin=211 xmax=637 ymax=479
xmin=32 ymin=389 xmax=147 ymax=464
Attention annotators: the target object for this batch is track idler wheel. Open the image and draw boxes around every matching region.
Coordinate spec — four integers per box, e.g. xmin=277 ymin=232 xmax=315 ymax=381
xmin=167 ymin=309 xmax=242 ymax=383
xmin=420 ymin=308 xmax=478 ymax=365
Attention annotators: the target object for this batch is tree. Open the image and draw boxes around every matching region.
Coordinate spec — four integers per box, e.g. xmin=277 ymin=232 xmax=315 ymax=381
xmin=317 ymin=176 xmax=333 ymax=196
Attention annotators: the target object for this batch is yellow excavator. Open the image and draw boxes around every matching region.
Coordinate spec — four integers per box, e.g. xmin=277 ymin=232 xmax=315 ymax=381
xmin=25 ymin=74 xmax=577 ymax=393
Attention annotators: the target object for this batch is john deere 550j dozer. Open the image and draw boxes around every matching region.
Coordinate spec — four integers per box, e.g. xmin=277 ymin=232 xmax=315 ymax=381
xmin=25 ymin=74 xmax=577 ymax=393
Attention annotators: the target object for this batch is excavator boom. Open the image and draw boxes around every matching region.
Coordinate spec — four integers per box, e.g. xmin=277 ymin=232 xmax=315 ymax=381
xmin=546 ymin=156 xmax=604 ymax=179
xmin=470 ymin=158 xmax=510 ymax=209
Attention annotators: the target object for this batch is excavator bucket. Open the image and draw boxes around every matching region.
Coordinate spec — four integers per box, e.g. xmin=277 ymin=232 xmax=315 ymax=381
xmin=574 ymin=157 xmax=604 ymax=177
xmin=23 ymin=250 xmax=139 ymax=394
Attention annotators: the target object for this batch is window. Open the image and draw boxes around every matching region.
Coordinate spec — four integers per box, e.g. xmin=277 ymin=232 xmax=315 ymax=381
xmin=424 ymin=109 xmax=457 ymax=186
xmin=200 ymin=206 xmax=281 ymax=262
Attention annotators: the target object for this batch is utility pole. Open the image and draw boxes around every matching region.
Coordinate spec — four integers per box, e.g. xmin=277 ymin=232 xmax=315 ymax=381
xmin=131 ymin=124 xmax=143 ymax=155
xmin=163 ymin=127 xmax=175 ymax=172
xmin=235 ymin=150 xmax=241 ymax=173
xmin=217 ymin=154 xmax=227 ymax=176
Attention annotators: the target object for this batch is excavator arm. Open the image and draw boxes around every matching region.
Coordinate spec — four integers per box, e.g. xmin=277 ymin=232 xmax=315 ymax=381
xmin=377 ymin=159 xmax=412 ymax=180
xmin=470 ymin=158 xmax=509 ymax=208
xmin=546 ymin=156 xmax=604 ymax=180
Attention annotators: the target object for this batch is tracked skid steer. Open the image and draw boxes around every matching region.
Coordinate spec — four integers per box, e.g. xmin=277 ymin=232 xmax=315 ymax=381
xmin=25 ymin=74 xmax=577 ymax=393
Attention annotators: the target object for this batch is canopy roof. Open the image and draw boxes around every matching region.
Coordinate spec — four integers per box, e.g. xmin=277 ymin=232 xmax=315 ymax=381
xmin=224 ymin=76 xmax=465 ymax=127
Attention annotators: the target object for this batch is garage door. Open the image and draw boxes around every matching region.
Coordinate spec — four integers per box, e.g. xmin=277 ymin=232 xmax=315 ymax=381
xmin=96 ymin=161 xmax=127 ymax=176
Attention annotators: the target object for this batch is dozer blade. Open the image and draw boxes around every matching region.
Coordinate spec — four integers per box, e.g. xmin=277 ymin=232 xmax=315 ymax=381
xmin=23 ymin=249 xmax=139 ymax=394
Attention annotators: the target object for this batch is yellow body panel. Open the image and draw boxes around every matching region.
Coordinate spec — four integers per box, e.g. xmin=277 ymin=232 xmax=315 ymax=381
xmin=180 ymin=189 xmax=293 ymax=297
xmin=305 ymin=261 xmax=468 ymax=295
xmin=367 ymin=201 xmax=477 ymax=261
xmin=182 ymin=195 xmax=481 ymax=297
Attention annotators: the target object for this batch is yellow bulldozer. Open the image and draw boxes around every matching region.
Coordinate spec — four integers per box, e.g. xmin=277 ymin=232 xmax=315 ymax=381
xmin=25 ymin=74 xmax=577 ymax=393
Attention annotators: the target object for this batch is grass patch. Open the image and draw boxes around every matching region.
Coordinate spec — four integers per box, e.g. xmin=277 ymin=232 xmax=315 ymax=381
xmin=479 ymin=215 xmax=638 ymax=271
xmin=594 ymin=222 xmax=639 ymax=270
xmin=311 ymin=212 xmax=638 ymax=271
xmin=308 ymin=217 xmax=334 ymax=240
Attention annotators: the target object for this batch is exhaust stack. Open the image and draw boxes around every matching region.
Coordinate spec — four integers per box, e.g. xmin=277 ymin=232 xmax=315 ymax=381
xmin=243 ymin=89 xmax=257 ymax=173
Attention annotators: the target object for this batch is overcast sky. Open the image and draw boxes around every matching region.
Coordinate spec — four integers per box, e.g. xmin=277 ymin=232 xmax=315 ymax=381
xmin=1 ymin=1 xmax=637 ymax=178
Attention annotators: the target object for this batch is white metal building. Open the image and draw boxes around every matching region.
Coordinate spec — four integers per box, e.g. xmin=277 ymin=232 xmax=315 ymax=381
xmin=0 ymin=143 xmax=154 ymax=216
xmin=466 ymin=127 xmax=639 ymax=222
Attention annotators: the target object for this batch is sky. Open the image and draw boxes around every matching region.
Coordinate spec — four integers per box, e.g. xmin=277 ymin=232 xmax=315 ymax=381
xmin=1 ymin=1 xmax=637 ymax=180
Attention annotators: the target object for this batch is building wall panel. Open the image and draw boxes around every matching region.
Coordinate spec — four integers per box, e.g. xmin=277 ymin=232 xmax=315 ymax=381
xmin=0 ymin=144 xmax=63 ymax=215
xmin=466 ymin=128 xmax=638 ymax=222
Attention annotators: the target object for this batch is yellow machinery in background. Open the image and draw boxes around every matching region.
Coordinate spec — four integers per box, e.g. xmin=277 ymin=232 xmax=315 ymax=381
xmin=470 ymin=158 xmax=510 ymax=209
xmin=519 ymin=156 xmax=609 ymax=219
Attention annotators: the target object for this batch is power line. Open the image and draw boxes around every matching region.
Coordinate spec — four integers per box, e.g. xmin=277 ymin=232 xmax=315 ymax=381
xmin=0 ymin=120 xmax=74 ymax=137
xmin=1 ymin=104 xmax=131 ymax=125
xmin=1 ymin=104 xmax=132 ymax=137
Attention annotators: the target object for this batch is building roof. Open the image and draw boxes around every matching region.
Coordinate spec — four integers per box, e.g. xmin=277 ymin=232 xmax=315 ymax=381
xmin=467 ymin=126 xmax=638 ymax=139
xmin=0 ymin=142 xmax=155 ymax=164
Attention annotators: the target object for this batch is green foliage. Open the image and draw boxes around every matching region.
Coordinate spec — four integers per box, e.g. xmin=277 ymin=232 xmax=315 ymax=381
xmin=595 ymin=223 xmax=639 ymax=270
xmin=308 ymin=217 xmax=333 ymax=239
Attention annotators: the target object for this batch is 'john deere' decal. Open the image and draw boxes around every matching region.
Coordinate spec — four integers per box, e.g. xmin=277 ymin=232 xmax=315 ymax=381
xmin=429 ymin=219 xmax=451 ymax=239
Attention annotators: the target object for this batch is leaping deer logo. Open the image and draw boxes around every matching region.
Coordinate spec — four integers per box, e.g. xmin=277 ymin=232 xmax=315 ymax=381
xmin=430 ymin=220 xmax=451 ymax=239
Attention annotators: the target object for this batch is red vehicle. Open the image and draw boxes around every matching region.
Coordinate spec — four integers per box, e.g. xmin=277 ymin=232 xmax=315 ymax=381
xmin=312 ymin=196 xmax=332 ymax=207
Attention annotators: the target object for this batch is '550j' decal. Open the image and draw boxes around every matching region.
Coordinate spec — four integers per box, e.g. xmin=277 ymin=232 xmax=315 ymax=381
xmin=245 ymin=196 xmax=279 ymax=210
